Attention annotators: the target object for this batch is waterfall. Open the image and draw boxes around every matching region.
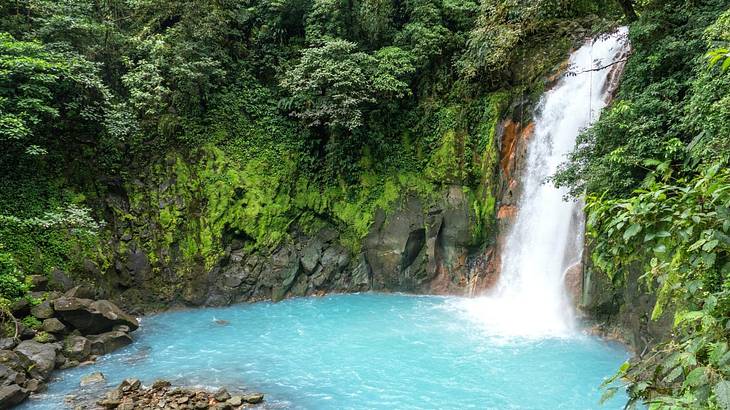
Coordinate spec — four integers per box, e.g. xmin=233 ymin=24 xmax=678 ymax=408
xmin=458 ymin=28 xmax=630 ymax=338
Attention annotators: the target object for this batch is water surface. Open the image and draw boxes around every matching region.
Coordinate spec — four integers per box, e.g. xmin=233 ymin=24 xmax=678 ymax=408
xmin=22 ymin=293 xmax=629 ymax=409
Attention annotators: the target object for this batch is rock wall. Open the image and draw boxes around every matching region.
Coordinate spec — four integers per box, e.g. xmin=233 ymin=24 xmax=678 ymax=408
xmin=83 ymin=178 xmax=498 ymax=313
xmin=580 ymin=260 xmax=673 ymax=352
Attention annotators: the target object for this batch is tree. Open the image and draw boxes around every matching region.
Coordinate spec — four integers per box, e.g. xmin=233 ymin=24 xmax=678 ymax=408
xmin=280 ymin=38 xmax=414 ymax=132
xmin=0 ymin=32 xmax=110 ymax=155
xmin=615 ymin=0 xmax=637 ymax=22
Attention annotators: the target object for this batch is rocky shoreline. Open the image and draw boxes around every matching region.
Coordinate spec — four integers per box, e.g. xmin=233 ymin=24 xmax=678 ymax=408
xmin=0 ymin=276 xmax=139 ymax=408
xmin=66 ymin=378 xmax=264 ymax=410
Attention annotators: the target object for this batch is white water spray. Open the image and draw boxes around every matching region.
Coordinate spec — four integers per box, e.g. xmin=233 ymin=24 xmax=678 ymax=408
xmin=457 ymin=28 xmax=630 ymax=338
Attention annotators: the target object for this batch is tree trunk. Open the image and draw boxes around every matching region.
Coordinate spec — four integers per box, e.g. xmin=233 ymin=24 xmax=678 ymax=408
xmin=616 ymin=0 xmax=638 ymax=22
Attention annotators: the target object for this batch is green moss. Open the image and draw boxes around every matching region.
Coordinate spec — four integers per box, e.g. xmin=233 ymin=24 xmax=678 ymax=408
xmin=22 ymin=315 xmax=41 ymax=330
xmin=33 ymin=331 xmax=54 ymax=343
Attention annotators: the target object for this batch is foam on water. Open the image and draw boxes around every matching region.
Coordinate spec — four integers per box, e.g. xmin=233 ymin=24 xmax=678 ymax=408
xmin=21 ymin=294 xmax=628 ymax=410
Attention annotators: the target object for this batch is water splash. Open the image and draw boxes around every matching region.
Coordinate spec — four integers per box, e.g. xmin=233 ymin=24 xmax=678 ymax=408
xmin=459 ymin=28 xmax=630 ymax=339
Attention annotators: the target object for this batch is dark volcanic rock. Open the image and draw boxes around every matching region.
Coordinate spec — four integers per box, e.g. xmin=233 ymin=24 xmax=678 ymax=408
xmin=88 ymin=331 xmax=133 ymax=355
xmin=0 ymin=350 xmax=30 ymax=375
xmin=0 ymin=364 xmax=25 ymax=386
xmin=42 ymin=318 xmax=67 ymax=334
xmin=49 ymin=268 xmax=74 ymax=291
xmin=14 ymin=340 xmax=57 ymax=380
xmin=62 ymin=335 xmax=91 ymax=362
xmin=53 ymin=297 xmax=139 ymax=334
xmin=30 ymin=301 xmax=54 ymax=319
xmin=0 ymin=384 xmax=27 ymax=408
xmin=0 ymin=339 xmax=16 ymax=351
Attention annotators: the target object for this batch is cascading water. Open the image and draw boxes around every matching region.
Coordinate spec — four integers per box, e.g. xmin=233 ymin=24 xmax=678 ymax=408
xmin=459 ymin=28 xmax=630 ymax=338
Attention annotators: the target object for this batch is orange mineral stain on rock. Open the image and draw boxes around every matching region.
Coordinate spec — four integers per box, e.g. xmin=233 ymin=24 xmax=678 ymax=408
xmin=497 ymin=205 xmax=517 ymax=220
xmin=500 ymin=120 xmax=534 ymax=180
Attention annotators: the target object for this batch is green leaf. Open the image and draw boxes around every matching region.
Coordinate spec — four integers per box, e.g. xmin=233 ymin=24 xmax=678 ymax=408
xmin=715 ymin=380 xmax=730 ymax=410
xmin=624 ymin=224 xmax=642 ymax=241
xmin=663 ymin=366 xmax=683 ymax=383
xmin=684 ymin=367 xmax=708 ymax=388
xmin=702 ymin=239 xmax=719 ymax=252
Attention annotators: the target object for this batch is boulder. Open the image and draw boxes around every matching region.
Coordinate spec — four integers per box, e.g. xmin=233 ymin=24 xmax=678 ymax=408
xmin=80 ymin=371 xmax=105 ymax=386
xmin=14 ymin=340 xmax=57 ymax=380
xmin=151 ymin=379 xmax=171 ymax=389
xmin=0 ymin=384 xmax=27 ymax=408
xmin=88 ymin=331 xmax=133 ymax=355
xmin=243 ymin=393 xmax=264 ymax=404
xmin=213 ymin=388 xmax=230 ymax=402
xmin=63 ymin=336 xmax=91 ymax=361
xmin=17 ymin=323 xmax=36 ymax=340
xmin=0 ymin=364 xmax=25 ymax=386
xmin=0 ymin=339 xmax=16 ymax=351
xmin=30 ymin=301 xmax=54 ymax=319
xmin=0 ymin=350 xmax=30 ymax=374
xmin=43 ymin=318 xmax=67 ymax=334
xmin=53 ymin=297 xmax=139 ymax=334
xmin=24 ymin=378 xmax=44 ymax=393
xmin=10 ymin=299 xmax=30 ymax=317
xmin=49 ymin=268 xmax=74 ymax=291
xmin=118 ymin=378 xmax=141 ymax=392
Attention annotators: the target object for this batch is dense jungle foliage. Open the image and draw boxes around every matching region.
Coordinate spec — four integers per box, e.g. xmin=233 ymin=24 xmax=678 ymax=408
xmin=0 ymin=0 xmax=728 ymax=408
xmin=0 ymin=0 xmax=620 ymax=298
xmin=551 ymin=1 xmax=730 ymax=409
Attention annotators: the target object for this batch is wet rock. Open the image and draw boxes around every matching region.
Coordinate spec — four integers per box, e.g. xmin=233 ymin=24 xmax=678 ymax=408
xmin=54 ymin=352 xmax=67 ymax=367
xmin=88 ymin=331 xmax=133 ymax=355
xmin=14 ymin=340 xmax=57 ymax=380
xmin=53 ymin=297 xmax=139 ymax=334
xmin=63 ymin=336 xmax=91 ymax=361
xmin=226 ymin=396 xmax=242 ymax=406
xmin=125 ymin=249 xmax=152 ymax=284
xmin=214 ymin=388 xmax=230 ymax=401
xmin=0 ymin=384 xmax=27 ymax=407
xmin=80 ymin=371 xmax=105 ymax=386
xmin=43 ymin=318 xmax=67 ymax=334
xmin=351 ymin=253 xmax=372 ymax=288
xmin=243 ymin=393 xmax=264 ymax=404
xmin=24 ymin=378 xmax=44 ymax=393
xmin=119 ymin=378 xmax=141 ymax=392
xmin=151 ymin=379 xmax=171 ymax=389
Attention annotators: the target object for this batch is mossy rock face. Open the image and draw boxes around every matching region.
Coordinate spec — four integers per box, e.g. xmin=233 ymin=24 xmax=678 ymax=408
xmin=364 ymin=187 xmax=490 ymax=294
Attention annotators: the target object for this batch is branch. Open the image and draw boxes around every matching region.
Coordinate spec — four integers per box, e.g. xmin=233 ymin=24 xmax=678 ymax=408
xmin=568 ymin=58 xmax=629 ymax=76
